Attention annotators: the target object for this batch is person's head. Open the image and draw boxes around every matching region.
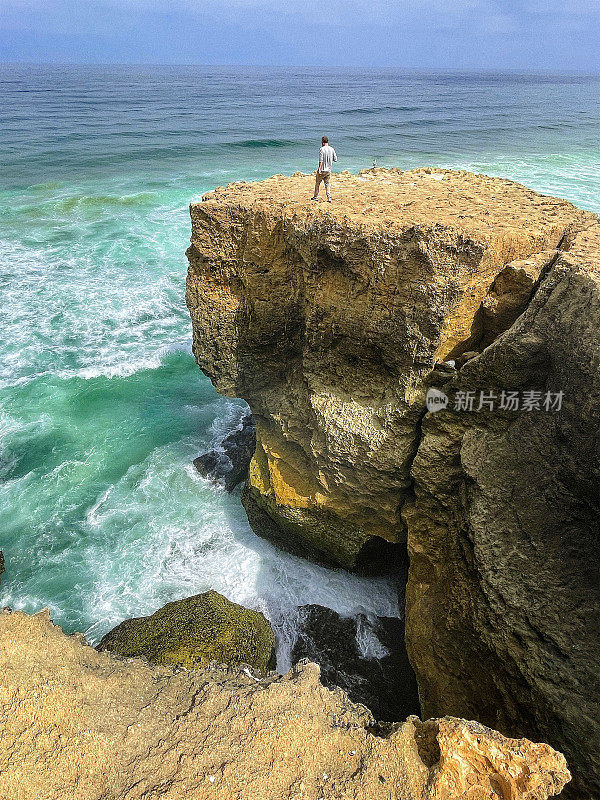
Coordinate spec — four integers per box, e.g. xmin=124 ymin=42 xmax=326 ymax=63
xmin=321 ymin=136 xmax=329 ymax=145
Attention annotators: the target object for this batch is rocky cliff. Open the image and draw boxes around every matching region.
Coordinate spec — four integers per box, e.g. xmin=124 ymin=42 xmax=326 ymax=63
xmin=405 ymin=221 xmax=600 ymax=799
xmin=186 ymin=168 xmax=600 ymax=797
xmin=186 ymin=168 xmax=592 ymax=570
xmin=0 ymin=609 xmax=570 ymax=800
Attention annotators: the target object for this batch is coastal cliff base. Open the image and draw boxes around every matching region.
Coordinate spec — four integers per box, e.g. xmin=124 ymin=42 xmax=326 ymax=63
xmin=291 ymin=604 xmax=420 ymax=722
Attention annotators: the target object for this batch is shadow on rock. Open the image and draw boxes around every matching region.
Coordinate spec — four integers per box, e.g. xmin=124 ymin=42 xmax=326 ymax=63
xmin=292 ymin=604 xmax=420 ymax=722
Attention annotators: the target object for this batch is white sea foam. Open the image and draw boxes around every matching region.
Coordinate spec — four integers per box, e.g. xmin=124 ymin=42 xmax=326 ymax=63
xmin=356 ymin=615 xmax=390 ymax=660
xmin=0 ymin=214 xmax=190 ymax=389
xmin=71 ymin=436 xmax=399 ymax=670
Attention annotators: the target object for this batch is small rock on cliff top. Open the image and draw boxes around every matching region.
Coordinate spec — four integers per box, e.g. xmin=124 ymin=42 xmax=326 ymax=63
xmin=98 ymin=590 xmax=276 ymax=675
xmin=0 ymin=609 xmax=571 ymax=800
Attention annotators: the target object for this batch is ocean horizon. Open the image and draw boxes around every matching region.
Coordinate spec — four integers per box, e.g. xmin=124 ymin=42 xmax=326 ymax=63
xmin=1 ymin=64 xmax=599 ymax=667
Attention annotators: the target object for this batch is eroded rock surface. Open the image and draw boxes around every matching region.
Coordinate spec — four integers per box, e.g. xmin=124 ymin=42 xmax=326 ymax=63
xmin=186 ymin=169 xmax=600 ymax=796
xmin=98 ymin=590 xmax=276 ymax=675
xmin=186 ymin=168 xmax=593 ymax=569
xmin=405 ymin=222 xmax=600 ymax=799
xmin=0 ymin=609 xmax=570 ymax=800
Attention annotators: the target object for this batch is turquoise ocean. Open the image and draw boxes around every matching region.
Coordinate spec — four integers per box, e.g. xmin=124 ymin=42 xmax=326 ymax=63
xmin=1 ymin=66 xmax=599 ymax=666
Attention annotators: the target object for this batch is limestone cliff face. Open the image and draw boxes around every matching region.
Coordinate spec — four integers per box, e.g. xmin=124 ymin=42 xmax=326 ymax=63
xmin=0 ymin=609 xmax=570 ymax=800
xmin=186 ymin=169 xmax=600 ymax=797
xmin=186 ymin=168 xmax=592 ymax=569
xmin=405 ymin=222 xmax=600 ymax=799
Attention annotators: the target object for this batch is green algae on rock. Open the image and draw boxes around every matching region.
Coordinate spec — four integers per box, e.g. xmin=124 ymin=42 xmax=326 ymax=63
xmin=98 ymin=590 xmax=276 ymax=675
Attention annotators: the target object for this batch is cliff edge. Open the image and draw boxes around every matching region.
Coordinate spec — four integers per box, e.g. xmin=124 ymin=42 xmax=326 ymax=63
xmin=0 ymin=609 xmax=570 ymax=800
xmin=186 ymin=167 xmax=592 ymax=569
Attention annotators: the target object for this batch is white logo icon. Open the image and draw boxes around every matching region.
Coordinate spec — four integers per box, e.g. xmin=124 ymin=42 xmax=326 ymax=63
xmin=426 ymin=388 xmax=449 ymax=413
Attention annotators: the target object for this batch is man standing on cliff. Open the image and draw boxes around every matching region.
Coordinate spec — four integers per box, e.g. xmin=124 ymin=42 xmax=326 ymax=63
xmin=311 ymin=136 xmax=337 ymax=202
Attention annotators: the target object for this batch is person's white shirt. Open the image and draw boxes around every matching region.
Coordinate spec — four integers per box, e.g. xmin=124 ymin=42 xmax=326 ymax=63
xmin=319 ymin=144 xmax=337 ymax=173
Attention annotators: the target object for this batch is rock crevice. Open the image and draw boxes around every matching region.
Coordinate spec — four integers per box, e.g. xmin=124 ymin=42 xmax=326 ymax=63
xmin=404 ymin=224 xmax=600 ymax=799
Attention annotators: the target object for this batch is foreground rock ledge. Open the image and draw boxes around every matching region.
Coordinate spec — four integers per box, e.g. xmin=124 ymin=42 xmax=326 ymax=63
xmin=0 ymin=610 xmax=569 ymax=800
xmin=186 ymin=167 xmax=593 ymax=569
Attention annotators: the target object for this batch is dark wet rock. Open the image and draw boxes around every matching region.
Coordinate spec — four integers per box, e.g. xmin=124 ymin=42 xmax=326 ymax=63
xmin=98 ymin=589 xmax=276 ymax=676
xmin=193 ymin=411 xmax=255 ymax=492
xmin=291 ymin=604 xmax=420 ymax=722
xmin=454 ymin=350 xmax=479 ymax=369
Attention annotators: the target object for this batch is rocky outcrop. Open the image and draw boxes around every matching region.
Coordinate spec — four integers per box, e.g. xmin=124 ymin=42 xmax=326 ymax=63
xmin=405 ymin=222 xmax=600 ymax=799
xmin=193 ymin=410 xmax=256 ymax=491
xmin=291 ymin=604 xmax=420 ymax=721
xmin=186 ymin=169 xmax=600 ymax=796
xmin=186 ymin=168 xmax=593 ymax=570
xmin=98 ymin=590 xmax=276 ymax=675
xmin=0 ymin=609 xmax=570 ymax=800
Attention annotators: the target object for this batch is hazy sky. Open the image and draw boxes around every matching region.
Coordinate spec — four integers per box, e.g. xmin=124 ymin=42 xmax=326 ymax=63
xmin=1 ymin=0 xmax=600 ymax=70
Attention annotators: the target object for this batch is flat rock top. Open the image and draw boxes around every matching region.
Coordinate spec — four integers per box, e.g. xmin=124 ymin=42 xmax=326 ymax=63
xmin=194 ymin=167 xmax=595 ymax=237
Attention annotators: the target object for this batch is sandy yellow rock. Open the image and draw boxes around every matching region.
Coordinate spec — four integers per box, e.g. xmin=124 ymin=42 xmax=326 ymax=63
xmin=0 ymin=609 xmax=570 ymax=800
xmin=186 ymin=167 xmax=593 ymax=569
xmin=186 ymin=169 xmax=600 ymax=797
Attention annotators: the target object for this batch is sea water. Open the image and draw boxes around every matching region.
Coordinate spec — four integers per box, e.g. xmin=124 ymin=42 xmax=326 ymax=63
xmin=1 ymin=66 xmax=599 ymax=668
